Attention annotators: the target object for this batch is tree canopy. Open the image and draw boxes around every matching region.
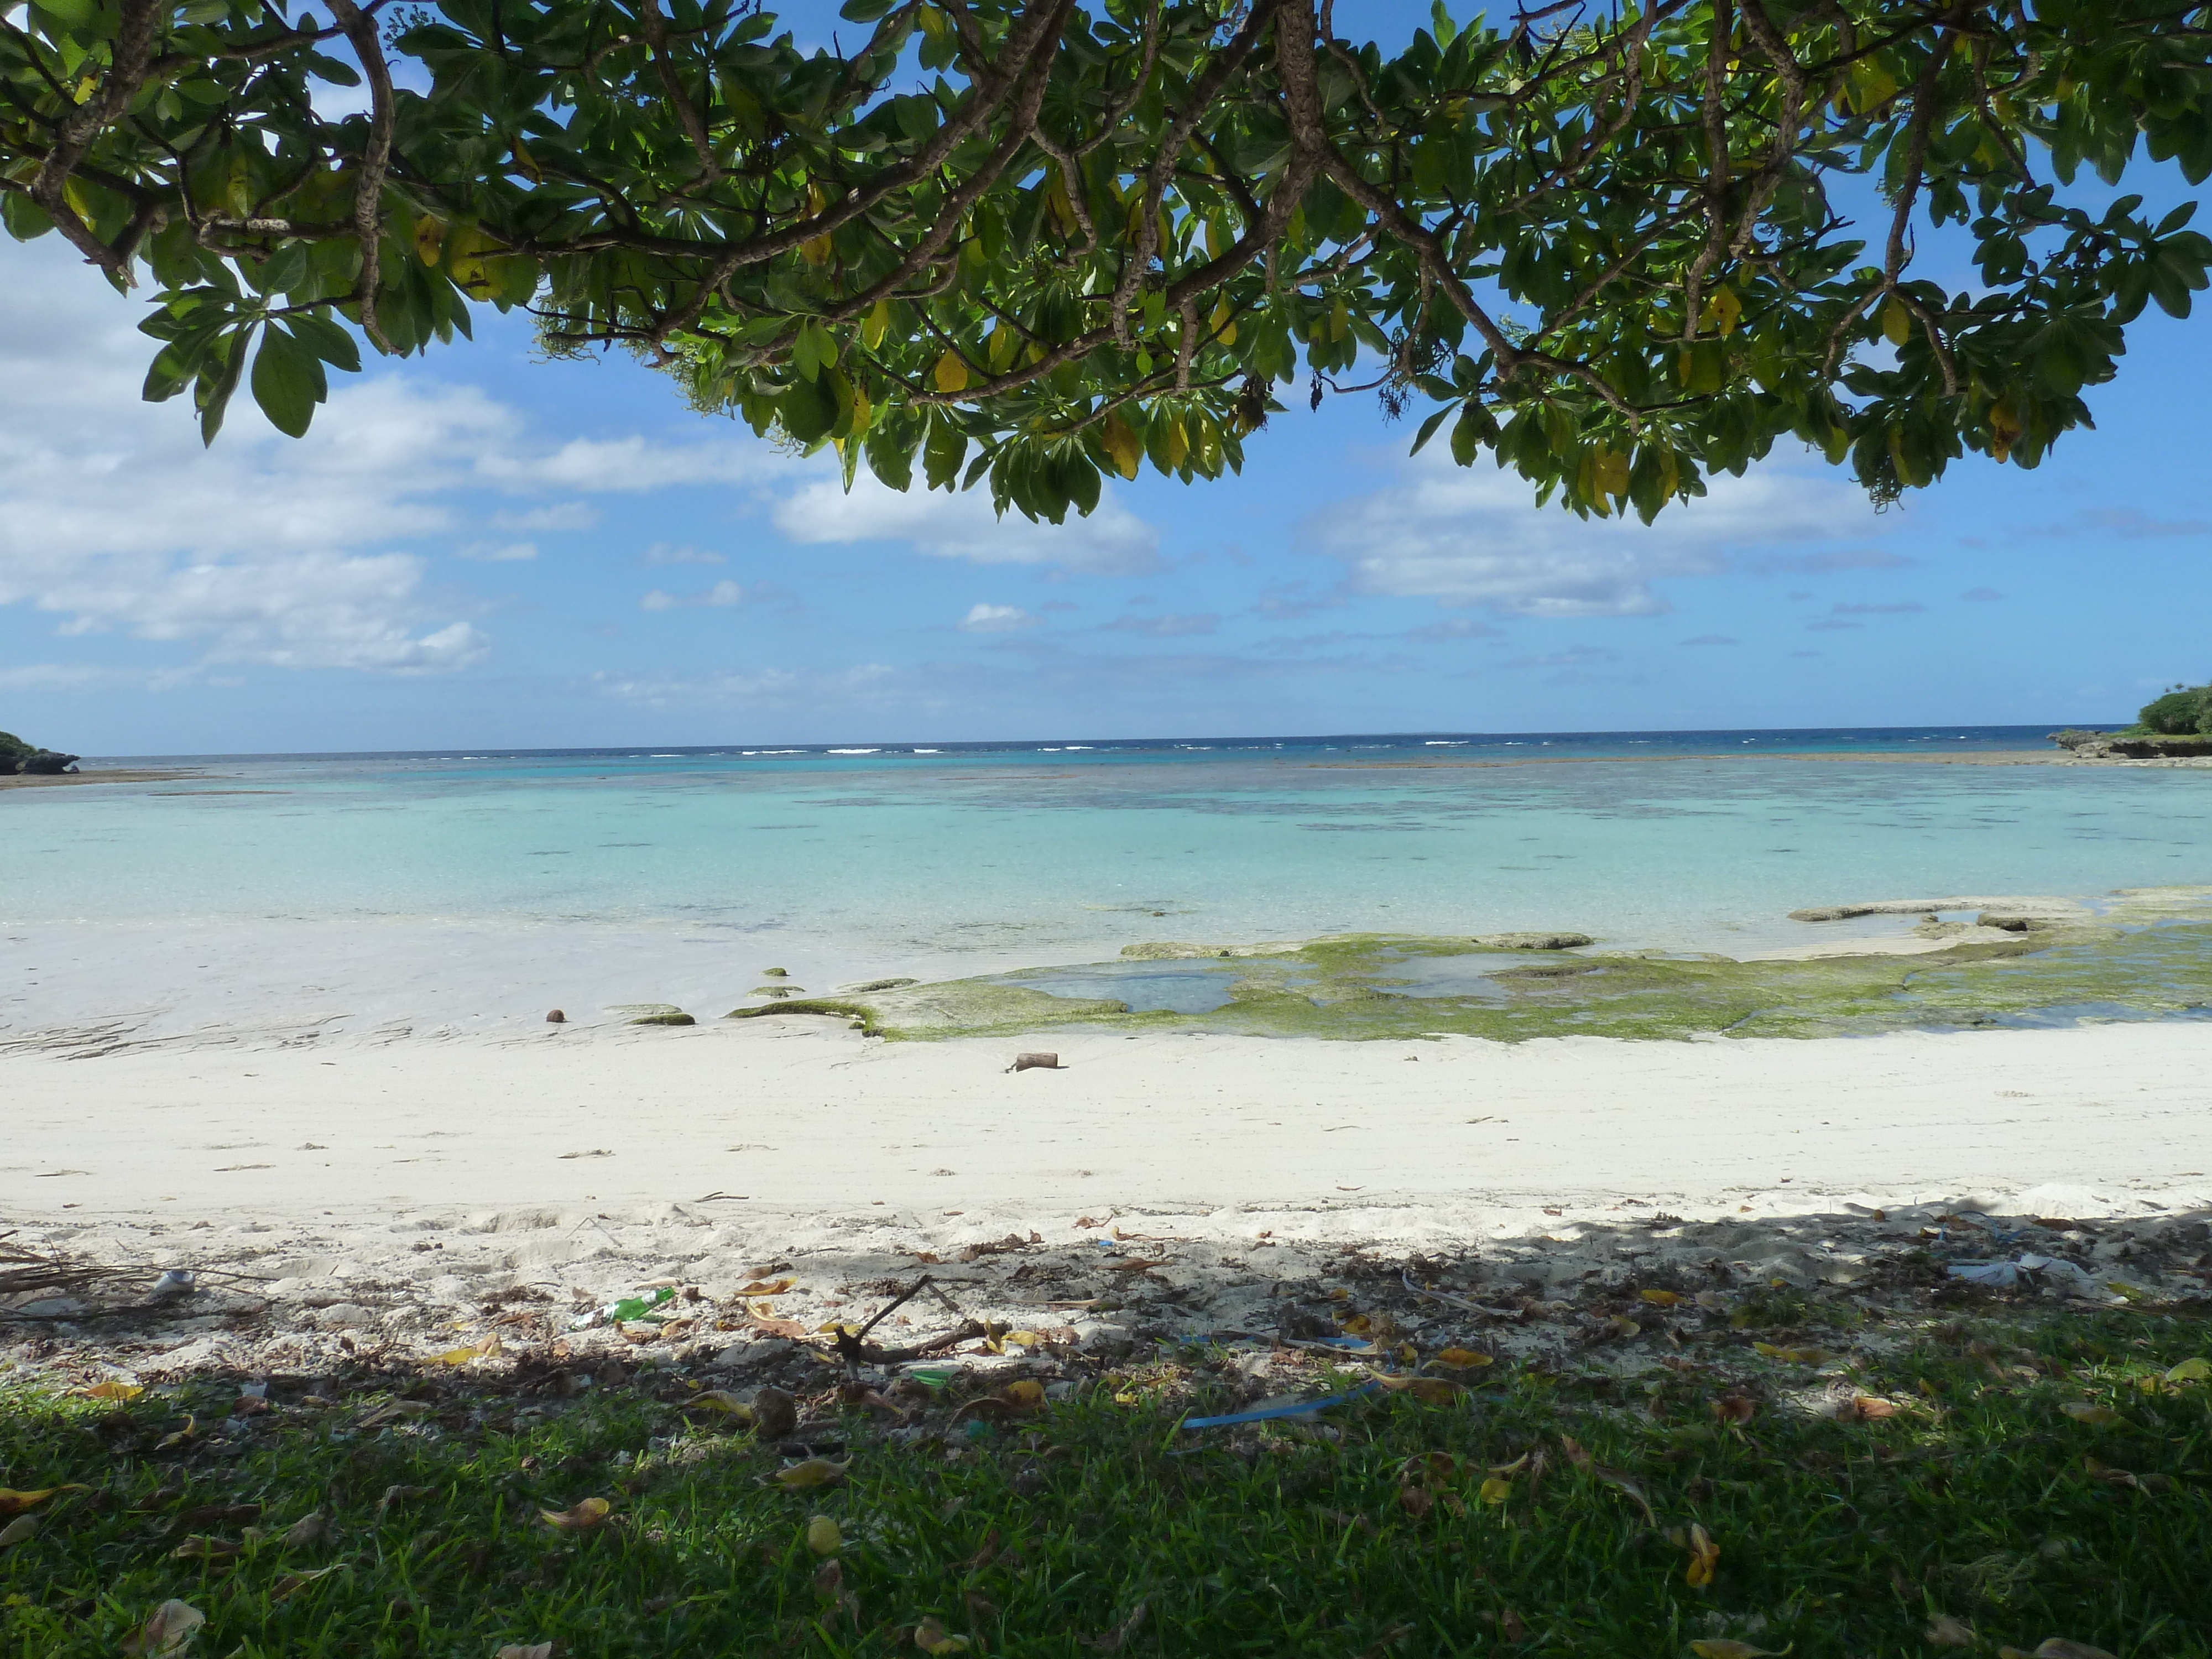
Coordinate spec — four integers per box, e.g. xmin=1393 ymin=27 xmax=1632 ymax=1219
xmin=5 ymin=0 xmax=2210 ymax=526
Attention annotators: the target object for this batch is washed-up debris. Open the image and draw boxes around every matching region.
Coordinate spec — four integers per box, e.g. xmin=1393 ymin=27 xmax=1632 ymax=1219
xmin=1948 ymin=1255 xmax=2107 ymax=1295
xmin=1182 ymin=1381 xmax=1382 ymax=1430
xmin=1008 ymin=1051 xmax=1063 ymax=1073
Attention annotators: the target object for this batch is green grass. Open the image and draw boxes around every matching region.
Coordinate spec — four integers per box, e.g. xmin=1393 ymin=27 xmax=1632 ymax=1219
xmin=6 ymin=1311 xmax=2210 ymax=1657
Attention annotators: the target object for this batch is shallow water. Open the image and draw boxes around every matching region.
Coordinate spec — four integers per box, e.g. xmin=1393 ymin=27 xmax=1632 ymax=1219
xmin=8 ymin=726 xmax=2211 ymax=1040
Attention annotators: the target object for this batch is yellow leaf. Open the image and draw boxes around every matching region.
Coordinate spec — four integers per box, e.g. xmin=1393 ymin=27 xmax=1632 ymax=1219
xmin=805 ymin=1515 xmax=842 ymax=1556
xmin=413 ymin=216 xmax=444 ymax=265
xmin=688 ymin=1390 xmax=754 ymax=1420
xmin=429 ymin=1335 xmax=501 ymax=1366
xmin=737 ymin=1277 xmax=795 ymax=1296
xmin=495 ymin=1647 xmax=554 ymax=1659
xmin=156 ymin=1416 xmax=197 ymax=1451
xmin=1165 ymin=416 xmax=1189 ymax=470
xmin=2060 ymin=1402 xmax=2125 ymax=1427
xmin=540 ymin=1497 xmax=612 ymax=1531
xmin=933 ymin=351 xmax=969 ymax=394
xmin=1003 ymin=1380 xmax=1046 ymax=1408
xmin=81 ymin=1379 xmax=143 ymax=1401
xmin=1004 ymin=1331 xmax=1041 ymax=1349
xmin=0 ymin=1487 xmax=84 ymax=1516
xmin=1685 ymin=1522 xmax=1719 ymax=1588
xmin=1703 ymin=286 xmax=1744 ymax=337
xmin=2028 ymin=1642 xmax=2119 ymax=1659
xmin=2164 ymin=1357 xmax=2212 ymax=1385
xmin=0 ymin=1515 xmax=38 ymax=1550
xmin=1881 ymin=296 xmax=1912 ymax=347
xmin=1640 ymin=1290 xmax=1682 ymax=1307
xmin=1689 ymin=1643 xmax=1791 ymax=1659
xmin=1478 ymin=1477 xmax=1514 ymax=1505
xmin=122 ymin=1599 xmax=205 ymax=1658
xmin=1209 ymin=298 xmax=1238 ymax=347
xmin=861 ymin=303 xmax=890 ymax=352
xmin=1101 ymin=409 xmax=1141 ymax=479
xmin=915 ymin=1616 xmax=972 ymax=1653
xmin=1435 ymin=1348 xmax=1493 ymax=1369
xmin=770 ymin=1458 xmax=849 ymax=1491
xmin=1752 ymin=1343 xmax=1828 ymax=1364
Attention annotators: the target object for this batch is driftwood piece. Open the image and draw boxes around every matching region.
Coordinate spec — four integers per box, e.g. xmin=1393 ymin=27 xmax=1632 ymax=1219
xmin=1008 ymin=1051 xmax=1063 ymax=1073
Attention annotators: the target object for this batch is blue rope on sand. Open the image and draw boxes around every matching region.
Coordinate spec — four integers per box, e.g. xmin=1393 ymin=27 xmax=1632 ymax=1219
xmin=1181 ymin=1381 xmax=1382 ymax=1430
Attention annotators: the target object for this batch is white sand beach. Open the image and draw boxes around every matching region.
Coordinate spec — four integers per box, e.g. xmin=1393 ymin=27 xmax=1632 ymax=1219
xmin=7 ymin=1018 xmax=2208 ymax=1389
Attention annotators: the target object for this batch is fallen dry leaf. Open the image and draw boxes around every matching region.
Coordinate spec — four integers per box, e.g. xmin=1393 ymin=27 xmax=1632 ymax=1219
xmin=687 ymin=1389 xmax=754 ymax=1420
xmin=80 ymin=1379 xmax=144 ymax=1402
xmin=2059 ymin=1403 xmax=2125 ymax=1427
xmin=0 ymin=1515 xmax=38 ymax=1549
xmin=1845 ymin=1395 xmax=1903 ymax=1421
xmin=1478 ymin=1477 xmax=1515 ymax=1506
xmin=2163 ymin=1357 xmax=2211 ymax=1386
xmin=1752 ymin=1343 xmax=1829 ymax=1365
xmin=494 ymin=1646 xmax=554 ymax=1659
xmin=735 ymin=1277 xmax=796 ymax=1296
xmin=280 ymin=1512 xmax=328 ymax=1548
xmin=155 ymin=1417 xmax=197 ymax=1451
xmin=769 ymin=1458 xmax=849 ymax=1491
xmin=1712 ymin=1395 xmax=1756 ymax=1425
xmin=1925 ymin=1614 xmax=1977 ymax=1647
xmin=1499 ymin=1608 xmax=1532 ymax=1644
xmin=270 ymin=1564 xmax=348 ymax=1600
xmin=169 ymin=1536 xmax=242 ymax=1562
xmin=1640 ymin=1290 xmax=1683 ymax=1307
xmin=1001 ymin=1380 xmax=1046 ymax=1409
xmin=914 ymin=1615 xmax=972 ymax=1653
xmin=1081 ymin=1599 xmax=1149 ymax=1652
xmin=122 ymin=1600 xmax=205 ymax=1657
xmin=0 ymin=1486 xmax=84 ymax=1516
xmin=1684 ymin=1522 xmax=1719 ymax=1588
xmin=2020 ymin=1644 xmax=2118 ymax=1659
xmin=1434 ymin=1348 xmax=1494 ymax=1369
xmin=1688 ymin=1642 xmax=1791 ymax=1658
xmin=427 ymin=1334 xmax=502 ymax=1366
xmin=806 ymin=1515 xmax=843 ymax=1556
xmin=540 ymin=1497 xmax=612 ymax=1532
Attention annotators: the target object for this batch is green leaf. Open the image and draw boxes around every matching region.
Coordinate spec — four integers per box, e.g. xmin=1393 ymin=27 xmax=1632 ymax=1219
xmin=251 ymin=323 xmax=326 ymax=438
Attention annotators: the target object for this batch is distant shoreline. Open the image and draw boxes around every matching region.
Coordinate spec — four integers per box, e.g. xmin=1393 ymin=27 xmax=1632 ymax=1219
xmin=0 ymin=768 xmax=204 ymax=791
xmin=1310 ymin=748 xmax=2211 ymax=771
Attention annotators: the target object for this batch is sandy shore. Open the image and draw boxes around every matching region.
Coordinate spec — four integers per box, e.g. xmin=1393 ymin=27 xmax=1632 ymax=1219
xmin=6 ymin=1019 xmax=2208 ymax=1387
xmin=0 ymin=768 xmax=205 ymax=790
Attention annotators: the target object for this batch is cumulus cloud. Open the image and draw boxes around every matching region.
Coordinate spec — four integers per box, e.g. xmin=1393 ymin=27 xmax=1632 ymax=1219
xmin=0 ymin=237 xmax=764 ymax=680
xmin=1306 ymin=450 xmax=1879 ymax=617
xmin=958 ymin=603 xmax=1040 ymax=632
xmin=640 ymin=580 xmax=743 ymax=611
xmin=771 ymin=472 xmax=1160 ymax=574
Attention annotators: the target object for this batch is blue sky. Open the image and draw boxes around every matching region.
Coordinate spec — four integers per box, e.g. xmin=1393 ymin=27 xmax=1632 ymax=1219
xmin=3 ymin=23 xmax=2209 ymax=754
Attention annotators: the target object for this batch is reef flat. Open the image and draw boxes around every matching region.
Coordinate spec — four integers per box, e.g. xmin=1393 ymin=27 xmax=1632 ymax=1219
xmin=727 ymin=886 xmax=2212 ymax=1043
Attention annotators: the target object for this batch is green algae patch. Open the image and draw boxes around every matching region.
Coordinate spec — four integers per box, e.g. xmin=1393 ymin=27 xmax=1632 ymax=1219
xmin=758 ymin=907 xmax=2212 ymax=1043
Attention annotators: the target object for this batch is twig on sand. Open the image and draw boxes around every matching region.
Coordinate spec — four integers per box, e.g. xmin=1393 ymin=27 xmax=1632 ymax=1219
xmin=1400 ymin=1269 xmax=1521 ymax=1319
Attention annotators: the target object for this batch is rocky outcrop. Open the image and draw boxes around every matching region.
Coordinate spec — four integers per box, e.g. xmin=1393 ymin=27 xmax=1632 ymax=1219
xmin=1472 ymin=931 xmax=1594 ymax=950
xmin=2050 ymin=729 xmax=2212 ymax=760
xmin=13 ymin=749 xmax=79 ymax=775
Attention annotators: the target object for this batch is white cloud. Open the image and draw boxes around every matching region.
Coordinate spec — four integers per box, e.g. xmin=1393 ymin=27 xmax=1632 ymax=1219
xmin=1307 ymin=450 xmax=1879 ymax=618
xmin=0 ymin=236 xmax=764 ymax=680
xmin=958 ymin=603 xmax=1040 ymax=632
xmin=457 ymin=541 xmax=539 ymax=562
xmin=640 ymin=579 xmax=743 ymax=612
xmin=771 ymin=472 xmax=1160 ymax=575
xmin=644 ymin=543 xmax=729 ymax=566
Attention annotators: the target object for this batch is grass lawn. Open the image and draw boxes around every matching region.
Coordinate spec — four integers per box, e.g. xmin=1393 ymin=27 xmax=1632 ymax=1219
xmin=3 ymin=1308 xmax=2209 ymax=1658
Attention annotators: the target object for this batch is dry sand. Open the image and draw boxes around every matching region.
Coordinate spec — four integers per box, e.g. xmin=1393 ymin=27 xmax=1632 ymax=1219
xmin=6 ymin=1018 xmax=2209 ymax=1392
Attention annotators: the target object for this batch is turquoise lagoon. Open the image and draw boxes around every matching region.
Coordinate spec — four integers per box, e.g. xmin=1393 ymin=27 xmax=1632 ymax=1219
xmin=6 ymin=726 xmax=2210 ymax=1039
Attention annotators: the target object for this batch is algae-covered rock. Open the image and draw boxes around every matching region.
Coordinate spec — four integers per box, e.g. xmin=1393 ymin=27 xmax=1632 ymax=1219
xmin=629 ymin=1012 xmax=696 ymax=1026
xmin=1121 ymin=941 xmax=1228 ymax=959
xmin=1472 ymin=931 xmax=1594 ymax=950
xmin=841 ymin=977 xmax=919 ymax=993
xmin=760 ymin=967 xmax=789 ymax=977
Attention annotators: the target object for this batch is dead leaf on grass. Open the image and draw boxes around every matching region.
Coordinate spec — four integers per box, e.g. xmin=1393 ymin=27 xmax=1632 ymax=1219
xmin=279 ymin=1512 xmax=327 ymax=1548
xmin=270 ymin=1564 xmax=348 ymax=1600
xmin=494 ymin=1645 xmax=554 ymax=1659
xmin=1001 ymin=1380 xmax=1045 ymax=1409
xmin=1371 ymin=1373 xmax=1467 ymax=1404
xmin=80 ymin=1379 xmax=144 ymax=1402
xmin=169 ymin=1536 xmax=242 ymax=1562
xmin=0 ymin=1515 xmax=38 ymax=1549
xmin=2059 ymin=1404 xmax=2125 ymax=1427
xmin=2001 ymin=1644 xmax=2119 ymax=1659
xmin=0 ymin=1486 xmax=84 ymax=1516
xmin=1688 ymin=1642 xmax=1792 ymax=1658
xmin=768 ymin=1459 xmax=849 ymax=1491
xmin=2163 ymin=1357 xmax=2211 ymax=1386
xmin=1684 ymin=1522 xmax=1719 ymax=1588
xmin=1478 ymin=1477 xmax=1515 ymax=1506
xmin=155 ymin=1417 xmax=197 ymax=1451
xmin=122 ymin=1600 xmax=205 ymax=1657
xmin=1924 ymin=1614 xmax=1978 ymax=1647
xmin=914 ymin=1616 xmax=972 ymax=1653
xmin=540 ymin=1498 xmax=612 ymax=1531
xmin=1712 ymin=1395 xmax=1756 ymax=1425
xmin=1845 ymin=1395 xmax=1904 ymax=1421
xmin=686 ymin=1390 xmax=754 ymax=1421
xmin=1752 ymin=1343 xmax=1829 ymax=1365
xmin=806 ymin=1516 xmax=843 ymax=1556
xmin=1082 ymin=1600 xmax=1149 ymax=1651
xmin=1640 ymin=1290 xmax=1683 ymax=1307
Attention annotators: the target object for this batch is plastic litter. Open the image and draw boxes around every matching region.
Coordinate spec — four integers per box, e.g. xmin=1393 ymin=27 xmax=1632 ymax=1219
xmin=568 ymin=1285 xmax=679 ymax=1330
xmin=147 ymin=1270 xmax=196 ymax=1303
xmin=1947 ymin=1254 xmax=2106 ymax=1294
xmin=1182 ymin=1381 xmax=1381 ymax=1431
